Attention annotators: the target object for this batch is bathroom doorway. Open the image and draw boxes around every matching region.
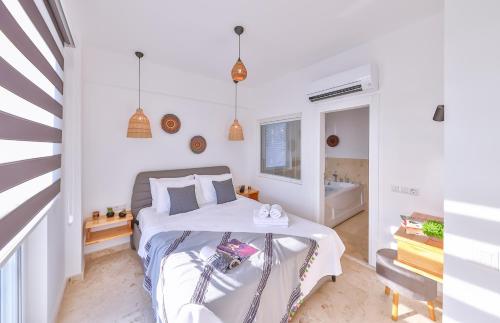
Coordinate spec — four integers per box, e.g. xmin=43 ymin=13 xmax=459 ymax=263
xmin=324 ymin=107 xmax=369 ymax=263
xmin=318 ymin=95 xmax=379 ymax=267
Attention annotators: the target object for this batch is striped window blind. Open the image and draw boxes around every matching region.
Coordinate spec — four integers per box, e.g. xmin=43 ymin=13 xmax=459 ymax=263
xmin=0 ymin=0 xmax=73 ymax=264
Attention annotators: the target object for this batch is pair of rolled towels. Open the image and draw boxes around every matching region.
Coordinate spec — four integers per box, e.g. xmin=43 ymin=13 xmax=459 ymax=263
xmin=257 ymin=204 xmax=283 ymax=219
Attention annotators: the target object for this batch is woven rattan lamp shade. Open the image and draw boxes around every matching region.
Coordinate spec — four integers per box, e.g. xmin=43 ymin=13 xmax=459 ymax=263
xmin=127 ymin=108 xmax=152 ymax=138
xmin=228 ymin=119 xmax=244 ymax=141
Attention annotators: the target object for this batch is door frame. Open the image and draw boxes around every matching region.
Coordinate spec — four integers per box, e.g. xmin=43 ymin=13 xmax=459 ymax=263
xmin=316 ymin=93 xmax=380 ymax=267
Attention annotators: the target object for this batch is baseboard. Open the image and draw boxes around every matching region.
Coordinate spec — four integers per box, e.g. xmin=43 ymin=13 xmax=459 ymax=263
xmin=51 ymin=276 xmax=68 ymax=323
xmin=343 ymin=253 xmax=374 ymax=270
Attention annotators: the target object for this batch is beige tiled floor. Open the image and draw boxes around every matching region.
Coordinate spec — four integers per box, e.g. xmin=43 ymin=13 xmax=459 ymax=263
xmin=334 ymin=210 xmax=369 ymax=263
xmin=58 ymin=246 xmax=441 ymax=323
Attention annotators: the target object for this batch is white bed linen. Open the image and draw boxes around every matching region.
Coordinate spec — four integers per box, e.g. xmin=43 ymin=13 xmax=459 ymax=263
xmin=137 ymin=197 xmax=345 ymax=323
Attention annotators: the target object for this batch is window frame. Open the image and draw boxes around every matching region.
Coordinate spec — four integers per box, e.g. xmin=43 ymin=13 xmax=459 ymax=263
xmin=0 ymin=247 xmax=22 ymax=323
xmin=259 ymin=113 xmax=302 ymax=184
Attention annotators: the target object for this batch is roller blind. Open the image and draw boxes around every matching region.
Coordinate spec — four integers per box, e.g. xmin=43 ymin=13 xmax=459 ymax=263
xmin=0 ymin=0 xmax=72 ymax=263
xmin=260 ymin=118 xmax=301 ymax=180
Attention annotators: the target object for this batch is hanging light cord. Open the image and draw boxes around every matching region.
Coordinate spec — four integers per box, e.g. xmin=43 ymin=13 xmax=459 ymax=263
xmin=234 ymin=82 xmax=238 ymax=120
xmin=138 ymin=55 xmax=141 ymax=108
xmin=238 ymin=34 xmax=241 ymax=59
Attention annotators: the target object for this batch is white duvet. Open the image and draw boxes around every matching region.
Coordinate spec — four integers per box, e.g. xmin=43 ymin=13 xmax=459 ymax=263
xmin=138 ymin=197 xmax=345 ymax=323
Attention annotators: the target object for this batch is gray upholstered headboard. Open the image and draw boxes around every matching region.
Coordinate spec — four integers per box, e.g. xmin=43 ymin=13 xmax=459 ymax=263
xmin=130 ymin=165 xmax=230 ymax=218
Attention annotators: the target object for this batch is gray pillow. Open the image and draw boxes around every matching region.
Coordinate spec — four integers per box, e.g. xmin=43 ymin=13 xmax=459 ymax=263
xmin=213 ymin=179 xmax=237 ymax=204
xmin=167 ymin=185 xmax=199 ymax=215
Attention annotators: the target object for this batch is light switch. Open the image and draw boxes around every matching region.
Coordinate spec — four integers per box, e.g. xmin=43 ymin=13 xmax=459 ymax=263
xmin=391 ymin=185 xmax=419 ymax=196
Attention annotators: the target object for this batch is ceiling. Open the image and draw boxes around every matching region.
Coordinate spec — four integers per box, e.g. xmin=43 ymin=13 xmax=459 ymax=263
xmin=76 ymin=0 xmax=442 ymax=85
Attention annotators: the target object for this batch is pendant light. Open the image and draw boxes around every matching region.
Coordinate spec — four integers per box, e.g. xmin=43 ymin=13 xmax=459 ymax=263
xmin=127 ymin=51 xmax=152 ymax=138
xmin=231 ymin=26 xmax=247 ymax=82
xmin=228 ymin=81 xmax=244 ymax=141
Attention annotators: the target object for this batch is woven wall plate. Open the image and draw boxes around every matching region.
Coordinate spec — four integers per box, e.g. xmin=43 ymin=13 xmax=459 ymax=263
xmin=161 ymin=114 xmax=181 ymax=134
xmin=326 ymin=135 xmax=340 ymax=147
xmin=190 ymin=136 xmax=207 ymax=154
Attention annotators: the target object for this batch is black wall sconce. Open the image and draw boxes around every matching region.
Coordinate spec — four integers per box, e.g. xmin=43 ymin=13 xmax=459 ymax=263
xmin=433 ymin=105 xmax=444 ymax=122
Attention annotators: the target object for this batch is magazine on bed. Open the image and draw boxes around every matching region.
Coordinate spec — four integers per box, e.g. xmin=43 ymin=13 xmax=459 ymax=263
xmin=217 ymin=239 xmax=259 ymax=258
xmin=211 ymin=239 xmax=259 ymax=272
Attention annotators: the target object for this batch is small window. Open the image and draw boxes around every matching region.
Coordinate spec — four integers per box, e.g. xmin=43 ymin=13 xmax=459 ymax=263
xmin=260 ymin=117 xmax=301 ymax=180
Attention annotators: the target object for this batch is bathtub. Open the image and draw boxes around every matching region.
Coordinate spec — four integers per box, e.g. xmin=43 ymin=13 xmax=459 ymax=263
xmin=324 ymin=182 xmax=366 ymax=228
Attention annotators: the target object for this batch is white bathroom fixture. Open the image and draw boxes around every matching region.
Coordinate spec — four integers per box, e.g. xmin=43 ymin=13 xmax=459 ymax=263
xmin=306 ymin=64 xmax=378 ymax=102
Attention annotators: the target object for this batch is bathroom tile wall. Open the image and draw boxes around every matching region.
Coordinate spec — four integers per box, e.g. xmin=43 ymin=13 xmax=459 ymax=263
xmin=325 ymin=157 xmax=369 ymax=205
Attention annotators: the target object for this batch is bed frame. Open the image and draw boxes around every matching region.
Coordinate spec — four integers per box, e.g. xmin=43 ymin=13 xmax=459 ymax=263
xmin=130 ymin=165 xmax=230 ymax=250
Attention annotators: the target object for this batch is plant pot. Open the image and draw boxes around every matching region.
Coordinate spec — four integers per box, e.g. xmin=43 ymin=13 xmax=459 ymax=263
xmin=106 ymin=209 xmax=115 ymax=218
xmin=118 ymin=210 xmax=127 ymax=218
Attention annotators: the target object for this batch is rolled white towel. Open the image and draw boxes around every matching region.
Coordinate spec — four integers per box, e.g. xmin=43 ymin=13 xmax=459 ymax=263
xmin=257 ymin=204 xmax=271 ymax=218
xmin=269 ymin=204 xmax=283 ymax=219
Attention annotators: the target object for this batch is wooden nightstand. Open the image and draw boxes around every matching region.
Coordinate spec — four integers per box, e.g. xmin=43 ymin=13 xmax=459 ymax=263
xmin=237 ymin=187 xmax=259 ymax=201
xmin=84 ymin=212 xmax=133 ymax=246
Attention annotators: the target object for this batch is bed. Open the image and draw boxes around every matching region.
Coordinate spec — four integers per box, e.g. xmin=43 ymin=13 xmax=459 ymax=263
xmin=131 ymin=166 xmax=345 ymax=323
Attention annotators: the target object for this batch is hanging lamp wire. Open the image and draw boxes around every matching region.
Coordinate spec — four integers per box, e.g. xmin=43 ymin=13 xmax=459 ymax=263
xmin=234 ymin=81 xmax=238 ymax=119
xmin=138 ymin=53 xmax=141 ymax=107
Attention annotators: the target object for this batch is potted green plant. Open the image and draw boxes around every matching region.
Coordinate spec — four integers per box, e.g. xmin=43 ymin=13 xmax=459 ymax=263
xmin=422 ymin=220 xmax=444 ymax=240
xmin=106 ymin=207 xmax=115 ymax=218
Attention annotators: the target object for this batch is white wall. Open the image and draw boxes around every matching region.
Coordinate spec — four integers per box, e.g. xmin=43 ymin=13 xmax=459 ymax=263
xmin=325 ymin=107 xmax=369 ymax=159
xmin=82 ymin=47 xmax=255 ymax=252
xmin=443 ymin=1 xmax=500 ymax=321
xmin=61 ymin=0 xmax=84 ymax=279
xmin=249 ymin=13 xmax=444 ymax=255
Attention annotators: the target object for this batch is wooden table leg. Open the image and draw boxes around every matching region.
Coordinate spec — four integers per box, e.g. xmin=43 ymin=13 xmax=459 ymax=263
xmin=427 ymin=301 xmax=436 ymax=321
xmin=385 ymin=286 xmax=391 ymax=296
xmin=392 ymin=292 xmax=399 ymax=321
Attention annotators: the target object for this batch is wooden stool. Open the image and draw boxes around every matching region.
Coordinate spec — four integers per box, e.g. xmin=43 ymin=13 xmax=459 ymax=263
xmin=376 ymin=249 xmax=437 ymax=321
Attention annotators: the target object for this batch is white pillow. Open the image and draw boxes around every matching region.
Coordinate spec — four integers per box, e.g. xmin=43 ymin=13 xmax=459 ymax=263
xmin=195 ymin=173 xmax=232 ymax=205
xmin=149 ymin=175 xmax=194 ymax=209
xmin=156 ymin=179 xmax=197 ymax=214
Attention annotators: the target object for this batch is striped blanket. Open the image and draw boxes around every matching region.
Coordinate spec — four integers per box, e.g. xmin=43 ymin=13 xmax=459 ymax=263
xmin=144 ymin=230 xmax=318 ymax=323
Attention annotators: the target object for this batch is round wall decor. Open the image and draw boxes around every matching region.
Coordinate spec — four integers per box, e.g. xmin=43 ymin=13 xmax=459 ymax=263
xmin=190 ymin=136 xmax=207 ymax=154
xmin=326 ymin=135 xmax=340 ymax=147
xmin=161 ymin=114 xmax=181 ymax=134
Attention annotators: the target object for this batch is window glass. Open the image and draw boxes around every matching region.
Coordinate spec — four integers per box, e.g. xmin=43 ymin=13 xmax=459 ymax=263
xmin=260 ymin=119 xmax=301 ymax=180
xmin=0 ymin=249 xmax=21 ymax=323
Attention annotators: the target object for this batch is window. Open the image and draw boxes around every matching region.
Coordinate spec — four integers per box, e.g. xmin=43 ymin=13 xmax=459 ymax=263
xmin=260 ymin=117 xmax=301 ymax=180
xmin=0 ymin=0 xmax=69 ymax=265
xmin=0 ymin=248 xmax=22 ymax=323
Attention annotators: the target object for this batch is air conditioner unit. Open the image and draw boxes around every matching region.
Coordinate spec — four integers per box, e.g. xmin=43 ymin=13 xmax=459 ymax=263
xmin=306 ymin=64 xmax=378 ymax=102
